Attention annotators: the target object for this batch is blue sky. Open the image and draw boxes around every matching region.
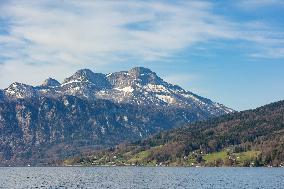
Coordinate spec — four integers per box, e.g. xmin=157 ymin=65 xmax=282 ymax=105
xmin=0 ymin=0 xmax=284 ymax=110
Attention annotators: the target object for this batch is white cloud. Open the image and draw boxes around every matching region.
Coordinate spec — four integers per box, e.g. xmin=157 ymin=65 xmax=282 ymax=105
xmin=0 ymin=0 xmax=283 ymax=88
xmin=7 ymin=1 xmax=235 ymax=59
xmin=250 ymin=48 xmax=284 ymax=59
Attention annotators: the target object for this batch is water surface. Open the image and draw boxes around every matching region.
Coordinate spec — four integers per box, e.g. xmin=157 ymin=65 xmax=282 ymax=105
xmin=0 ymin=167 xmax=283 ymax=189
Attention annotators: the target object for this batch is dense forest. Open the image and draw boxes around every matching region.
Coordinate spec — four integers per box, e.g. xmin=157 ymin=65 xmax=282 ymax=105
xmin=65 ymin=100 xmax=284 ymax=167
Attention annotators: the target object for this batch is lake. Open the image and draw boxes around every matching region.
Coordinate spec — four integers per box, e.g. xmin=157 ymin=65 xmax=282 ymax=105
xmin=0 ymin=167 xmax=283 ymax=189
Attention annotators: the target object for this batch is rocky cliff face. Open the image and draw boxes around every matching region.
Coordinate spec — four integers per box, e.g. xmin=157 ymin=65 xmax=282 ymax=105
xmin=0 ymin=67 xmax=233 ymax=165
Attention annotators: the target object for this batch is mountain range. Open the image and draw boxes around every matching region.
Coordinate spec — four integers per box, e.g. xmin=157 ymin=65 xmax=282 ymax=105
xmin=0 ymin=67 xmax=232 ymax=165
xmin=2 ymin=67 xmax=232 ymax=114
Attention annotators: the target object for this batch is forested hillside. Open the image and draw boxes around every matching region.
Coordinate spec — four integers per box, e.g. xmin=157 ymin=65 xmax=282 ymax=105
xmin=67 ymin=100 xmax=284 ymax=167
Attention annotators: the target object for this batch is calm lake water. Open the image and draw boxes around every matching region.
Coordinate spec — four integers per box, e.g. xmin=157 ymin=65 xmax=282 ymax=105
xmin=0 ymin=167 xmax=283 ymax=189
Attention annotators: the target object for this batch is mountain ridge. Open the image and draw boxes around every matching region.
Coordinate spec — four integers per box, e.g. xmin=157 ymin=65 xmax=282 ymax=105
xmin=0 ymin=67 xmax=233 ymax=166
xmin=2 ymin=67 xmax=233 ymax=115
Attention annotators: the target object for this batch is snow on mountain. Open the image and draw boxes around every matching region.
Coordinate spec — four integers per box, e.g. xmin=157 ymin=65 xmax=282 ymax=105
xmin=41 ymin=78 xmax=61 ymax=87
xmin=4 ymin=82 xmax=37 ymax=99
xmin=2 ymin=67 xmax=234 ymax=115
xmin=0 ymin=67 xmax=235 ymax=165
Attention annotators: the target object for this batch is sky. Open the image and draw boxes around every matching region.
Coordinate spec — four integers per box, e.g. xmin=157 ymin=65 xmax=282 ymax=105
xmin=0 ymin=0 xmax=284 ymax=111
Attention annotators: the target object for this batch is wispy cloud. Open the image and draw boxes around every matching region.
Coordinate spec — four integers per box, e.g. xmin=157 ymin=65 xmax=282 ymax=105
xmin=0 ymin=0 xmax=234 ymax=63
xmin=237 ymin=0 xmax=284 ymax=9
xmin=0 ymin=0 xmax=283 ymax=88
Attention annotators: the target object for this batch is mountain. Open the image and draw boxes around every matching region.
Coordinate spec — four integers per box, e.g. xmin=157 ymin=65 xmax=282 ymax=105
xmin=41 ymin=78 xmax=61 ymax=87
xmin=3 ymin=67 xmax=233 ymax=115
xmin=0 ymin=67 xmax=233 ymax=165
xmin=70 ymin=100 xmax=284 ymax=167
xmin=4 ymin=82 xmax=38 ymax=99
xmin=0 ymin=89 xmax=4 ymax=101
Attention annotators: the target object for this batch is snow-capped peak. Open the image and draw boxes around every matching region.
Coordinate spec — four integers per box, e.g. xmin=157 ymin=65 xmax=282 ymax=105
xmin=61 ymin=69 xmax=111 ymax=90
xmin=62 ymin=69 xmax=97 ymax=84
xmin=1 ymin=67 xmax=234 ymax=116
xmin=41 ymin=78 xmax=60 ymax=87
xmin=4 ymin=82 xmax=37 ymax=99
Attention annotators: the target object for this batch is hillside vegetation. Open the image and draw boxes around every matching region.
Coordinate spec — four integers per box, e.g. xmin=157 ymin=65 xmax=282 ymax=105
xmin=65 ymin=100 xmax=284 ymax=167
